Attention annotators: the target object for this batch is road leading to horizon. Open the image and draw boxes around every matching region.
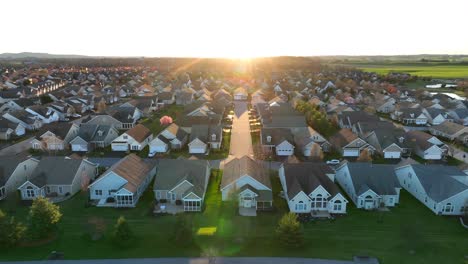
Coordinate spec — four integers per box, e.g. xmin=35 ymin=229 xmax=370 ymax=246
xmin=228 ymin=101 xmax=254 ymax=159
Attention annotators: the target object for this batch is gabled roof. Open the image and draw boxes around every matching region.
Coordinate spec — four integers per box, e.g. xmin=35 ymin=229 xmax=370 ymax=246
xmin=164 ymin=123 xmax=187 ymax=140
xmin=221 ymin=156 xmax=270 ymax=189
xmin=431 ymin=121 xmax=466 ymax=136
xmin=342 ymin=162 xmax=400 ymax=196
xmin=0 ymin=155 xmax=34 ymax=186
xmin=29 ymin=156 xmax=91 ymax=187
xmin=402 ymin=164 xmax=468 ymax=202
xmin=282 ymin=163 xmax=340 ymax=199
xmin=125 ymin=124 xmax=151 ymax=143
xmin=38 ymin=122 xmax=76 ymax=139
xmin=103 ymin=154 xmax=155 ymax=193
xmin=154 ymin=159 xmax=210 ymax=198
xmin=261 ymin=128 xmax=294 ymax=146
xmin=330 ymin=129 xmax=359 ymax=148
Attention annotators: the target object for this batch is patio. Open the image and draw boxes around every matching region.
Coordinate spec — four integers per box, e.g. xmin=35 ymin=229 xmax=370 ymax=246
xmin=239 ymin=206 xmax=257 ymax=216
xmin=311 ymin=210 xmax=332 ymax=219
xmin=154 ymin=203 xmax=185 ymax=215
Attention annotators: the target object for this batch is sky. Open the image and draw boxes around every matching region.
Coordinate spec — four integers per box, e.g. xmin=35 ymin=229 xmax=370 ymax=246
xmin=1 ymin=0 xmax=468 ymax=58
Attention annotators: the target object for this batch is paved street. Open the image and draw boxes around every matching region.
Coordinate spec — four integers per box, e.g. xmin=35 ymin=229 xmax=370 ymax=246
xmin=228 ymin=101 xmax=254 ymax=159
xmin=0 ymin=136 xmax=34 ymax=157
xmin=0 ymin=257 xmax=356 ymax=264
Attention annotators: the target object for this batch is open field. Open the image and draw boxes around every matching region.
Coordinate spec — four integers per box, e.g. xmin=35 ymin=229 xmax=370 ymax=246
xmin=336 ymin=62 xmax=468 ymax=79
xmin=0 ymin=171 xmax=467 ymax=263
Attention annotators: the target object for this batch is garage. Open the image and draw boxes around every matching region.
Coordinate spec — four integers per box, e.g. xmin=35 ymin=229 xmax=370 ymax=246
xmin=111 ymin=143 xmax=129 ymax=152
xmin=343 ymin=149 xmax=359 ymax=157
xmin=384 ymin=151 xmax=401 ymax=159
xmin=71 ymin=144 xmax=88 ymax=152
xmin=189 ymin=146 xmax=206 ymax=154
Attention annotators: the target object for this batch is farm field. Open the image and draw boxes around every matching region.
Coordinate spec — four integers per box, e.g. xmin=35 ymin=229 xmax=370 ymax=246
xmin=0 ymin=170 xmax=467 ymax=264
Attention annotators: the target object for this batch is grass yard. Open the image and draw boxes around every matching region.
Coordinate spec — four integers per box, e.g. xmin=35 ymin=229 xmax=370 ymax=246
xmin=0 ymin=171 xmax=467 ymax=263
xmin=142 ymin=105 xmax=184 ymax=135
xmin=338 ymin=62 xmax=468 ymax=79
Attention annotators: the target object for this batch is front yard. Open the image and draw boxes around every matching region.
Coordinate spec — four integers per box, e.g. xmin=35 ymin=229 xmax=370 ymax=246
xmin=0 ymin=171 xmax=467 ymax=263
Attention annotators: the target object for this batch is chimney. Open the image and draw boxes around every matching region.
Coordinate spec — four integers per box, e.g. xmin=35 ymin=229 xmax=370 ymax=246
xmin=267 ymin=135 xmax=272 ymax=143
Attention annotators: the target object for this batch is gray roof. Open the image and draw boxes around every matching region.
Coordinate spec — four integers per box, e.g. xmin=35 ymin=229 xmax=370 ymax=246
xmin=189 ymin=124 xmax=222 ymax=143
xmin=76 ymin=124 xmax=114 ymax=142
xmin=0 ymin=155 xmax=32 ymax=186
xmin=282 ymin=163 xmax=341 ymax=199
xmin=431 ymin=121 xmax=466 ymax=136
xmin=164 ymin=123 xmax=187 ymax=140
xmin=29 ymin=156 xmax=91 ymax=187
xmin=261 ymin=128 xmax=294 ymax=146
xmin=408 ymin=164 xmax=468 ymax=202
xmin=344 ymin=162 xmax=400 ymax=196
xmin=154 ymin=159 xmax=210 ymax=198
xmin=221 ymin=156 xmax=271 ymax=189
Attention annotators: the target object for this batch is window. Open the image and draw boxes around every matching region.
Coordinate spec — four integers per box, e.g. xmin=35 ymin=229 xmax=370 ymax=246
xmin=333 ymin=200 xmax=342 ymax=211
xmin=58 ymin=186 xmax=63 ymax=194
xmin=46 ymin=186 xmax=51 ymax=193
xmin=26 ymin=186 xmax=35 ymax=198
xmin=123 ymin=135 xmax=128 ymax=140
xmin=425 ymin=197 xmax=428 ymax=203
xmin=24 ymin=164 xmax=27 ymax=171
xmin=171 ymin=192 xmax=176 ymax=201
xmin=95 ymin=190 xmax=103 ymax=196
xmin=295 ymin=201 xmax=306 ymax=211
xmin=166 ymin=192 xmax=170 ymax=199
xmin=444 ymin=203 xmax=454 ymax=213
xmin=156 ymin=191 xmax=161 ymax=199
xmin=389 ymin=197 xmax=394 ymax=204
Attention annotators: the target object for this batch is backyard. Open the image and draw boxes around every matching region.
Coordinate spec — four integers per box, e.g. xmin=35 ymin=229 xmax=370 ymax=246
xmin=0 ymin=170 xmax=467 ymax=263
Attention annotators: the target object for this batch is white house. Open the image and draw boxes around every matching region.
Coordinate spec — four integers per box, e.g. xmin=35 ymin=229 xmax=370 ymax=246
xmin=279 ymin=163 xmax=348 ymax=214
xmin=111 ymin=124 xmax=153 ymax=152
xmin=89 ymin=154 xmax=157 ymax=207
xmin=335 ymin=162 xmax=401 ymax=210
xmin=261 ymin=128 xmax=295 ymax=156
xmin=69 ymin=124 xmax=119 ymax=152
xmin=330 ymin=129 xmax=375 ymax=157
xmin=221 ymin=156 xmax=273 ymax=215
xmin=233 ymin=87 xmax=248 ymax=101
xmin=18 ymin=156 xmax=97 ymax=201
xmin=395 ymin=164 xmax=468 ymax=216
xmin=25 ymin=105 xmax=60 ymax=124
xmin=402 ymin=131 xmax=447 ymax=160
xmin=0 ymin=156 xmax=39 ymax=200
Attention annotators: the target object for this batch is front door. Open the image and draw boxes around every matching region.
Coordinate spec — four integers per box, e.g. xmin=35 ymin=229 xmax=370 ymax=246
xmin=243 ymin=198 xmax=252 ymax=208
xmin=365 ymin=201 xmax=374 ymax=210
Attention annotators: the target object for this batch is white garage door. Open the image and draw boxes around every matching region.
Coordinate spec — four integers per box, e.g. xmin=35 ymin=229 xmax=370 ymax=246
xmin=112 ymin=144 xmax=128 ymax=152
xmin=72 ymin=144 xmax=88 ymax=152
xmin=343 ymin=149 xmax=359 ymax=157
xmin=190 ymin=146 xmax=206 ymax=154
xmin=384 ymin=151 xmax=401 ymax=159
xmin=424 ymin=154 xmax=441 ymax=160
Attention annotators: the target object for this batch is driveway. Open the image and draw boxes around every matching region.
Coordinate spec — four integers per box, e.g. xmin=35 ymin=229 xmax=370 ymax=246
xmin=0 ymin=136 xmax=34 ymax=157
xmin=0 ymin=257 xmax=357 ymax=264
xmin=228 ymin=101 xmax=254 ymax=159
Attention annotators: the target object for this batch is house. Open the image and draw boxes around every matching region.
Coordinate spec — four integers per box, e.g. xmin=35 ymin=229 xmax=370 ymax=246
xmin=279 ymin=163 xmax=348 ymax=214
xmin=261 ymin=128 xmax=295 ymax=156
xmin=107 ymin=106 xmax=142 ymax=129
xmin=402 ymin=130 xmax=447 ymax=160
xmin=0 ymin=156 xmax=39 ymax=200
xmin=25 ymin=105 xmax=60 ymax=124
xmin=0 ymin=98 xmax=35 ymax=113
xmin=233 ymin=87 xmax=248 ymax=101
xmin=395 ymin=164 xmax=468 ymax=215
xmin=153 ymin=159 xmax=211 ymax=212
xmin=293 ymin=127 xmax=331 ymax=156
xmin=3 ymin=110 xmax=43 ymax=130
xmin=18 ymin=156 xmax=97 ymax=201
xmin=338 ymin=111 xmax=379 ymax=129
xmin=449 ymin=108 xmax=468 ymax=126
xmin=69 ymin=124 xmax=119 ymax=152
xmin=119 ymin=97 xmax=158 ymax=115
xmin=335 ymin=162 xmax=401 ymax=210
xmin=31 ymin=123 xmax=80 ymax=151
xmin=88 ymin=154 xmax=157 ymax=207
xmin=158 ymin=91 xmax=175 ymax=105
xmin=176 ymin=90 xmax=195 ymax=105
xmin=221 ymin=156 xmax=273 ymax=214
xmin=149 ymin=123 xmax=188 ymax=154
xmin=256 ymin=102 xmax=307 ymax=129
xmin=0 ymin=117 xmax=25 ymax=140
xmin=330 ymin=129 xmax=375 ymax=157
xmin=429 ymin=121 xmax=468 ymax=141
xmin=391 ymin=108 xmax=428 ymax=125
xmin=111 ymin=124 xmax=153 ymax=152
xmin=188 ymin=124 xmax=222 ymax=154
xmin=422 ymin=108 xmax=453 ymax=125
xmin=356 ymin=122 xmax=406 ymax=159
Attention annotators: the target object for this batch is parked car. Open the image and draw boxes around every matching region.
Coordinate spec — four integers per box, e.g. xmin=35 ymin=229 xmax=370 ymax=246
xmin=326 ymin=159 xmax=340 ymax=165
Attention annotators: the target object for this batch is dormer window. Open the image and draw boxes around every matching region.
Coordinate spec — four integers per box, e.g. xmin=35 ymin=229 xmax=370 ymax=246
xmin=266 ymin=135 xmax=272 ymax=143
xmin=211 ymin=134 xmax=216 ymax=141
xmin=97 ymin=130 xmax=103 ymax=137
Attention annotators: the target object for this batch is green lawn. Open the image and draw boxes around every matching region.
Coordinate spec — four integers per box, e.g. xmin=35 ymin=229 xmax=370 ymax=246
xmin=338 ymin=62 xmax=468 ymax=79
xmin=142 ymin=105 xmax=184 ymax=135
xmin=0 ymin=171 xmax=467 ymax=263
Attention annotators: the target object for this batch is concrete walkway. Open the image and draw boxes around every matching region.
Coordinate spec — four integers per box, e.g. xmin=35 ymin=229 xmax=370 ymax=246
xmin=0 ymin=257 xmax=357 ymax=264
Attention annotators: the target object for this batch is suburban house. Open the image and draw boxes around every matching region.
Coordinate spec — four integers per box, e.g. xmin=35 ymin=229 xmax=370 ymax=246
xmin=338 ymin=111 xmax=379 ymax=129
xmin=0 ymin=117 xmax=25 ymax=140
xmin=330 ymin=129 xmax=375 ymax=157
xmin=429 ymin=121 xmax=468 ymax=141
xmin=69 ymin=124 xmax=119 ymax=152
xmin=89 ymin=154 xmax=157 ymax=207
xmin=279 ymin=163 xmax=348 ymax=214
xmin=402 ymin=130 xmax=447 ymax=160
xmin=293 ymin=127 xmax=331 ymax=156
xmin=356 ymin=121 xmax=406 ymax=159
xmin=25 ymin=105 xmax=60 ymax=124
xmin=3 ymin=110 xmax=43 ymax=131
xmin=30 ymin=123 xmax=80 ymax=151
xmin=256 ymin=102 xmax=307 ymax=129
xmin=221 ymin=156 xmax=273 ymax=215
xmin=18 ymin=156 xmax=97 ymax=201
xmin=449 ymin=108 xmax=468 ymax=126
xmin=149 ymin=123 xmax=188 ymax=154
xmin=422 ymin=108 xmax=453 ymax=125
xmin=0 ymin=156 xmax=39 ymax=200
xmin=261 ymin=128 xmax=295 ymax=156
xmin=233 ymin=87 xmax=248 ymax=101
xmin=188 ymin=124 xmax=222 ymax=154
xmin=335 ymin=162 xmax=401 ymax=210
xmin=111 ymin=124 xmax=153 ymax=152
xmin=85 ymin=106 xmax=142 ymax=130
xmin=395 ymin=164 xmax=468 ymax=215
xmin=153 ymin=159 xmax=211 ymax=212
xmin=175 ymin=90 xmax=195 ymax=105
xmin=391 ymin=108 xmax=428 ymax=125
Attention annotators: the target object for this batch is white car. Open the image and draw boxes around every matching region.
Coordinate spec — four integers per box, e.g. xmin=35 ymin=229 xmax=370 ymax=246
xmin=326 ymin=159 xmax=340 ymax=165
xmin=148 ymin=151 xmax=156 ymax=158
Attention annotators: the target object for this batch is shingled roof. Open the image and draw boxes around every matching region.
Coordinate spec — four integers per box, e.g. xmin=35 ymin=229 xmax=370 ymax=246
xmin=104 ymin=154 xmax=155 ymax=193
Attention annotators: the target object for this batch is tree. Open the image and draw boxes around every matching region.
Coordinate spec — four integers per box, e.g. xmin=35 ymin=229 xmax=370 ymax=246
xmin=0 ymin=210 xmax=26 ymax=248
xmin=39 ymin=95 xmax=53 ymax=105
xmin=113 ymin=216 xmax=133 ymax=243
xmin=309 ymin=143 xmax=324 ymax=161
xmin=160 ymin=115 xmax=173 ymax=126
xmin=276 ymin=212 xmax=304 ymax=248
xmin=28 ymin=197 xmax=62 ymax=239
xmin=97 ymin=99 xmax=107 ymax=113
xmin=357 ymin=148 xmax=372 ymax=162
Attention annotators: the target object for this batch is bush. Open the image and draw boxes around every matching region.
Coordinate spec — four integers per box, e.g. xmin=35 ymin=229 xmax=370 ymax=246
xmin=276 ymin=213 xmax=304 ymax=248
xmin=28 ymin=197 xmax=62 ymax=239
xmin=113 ymin=216 xmax=133 ymax=245
xmin=0 ymin=210 xmax=26 ymax=248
